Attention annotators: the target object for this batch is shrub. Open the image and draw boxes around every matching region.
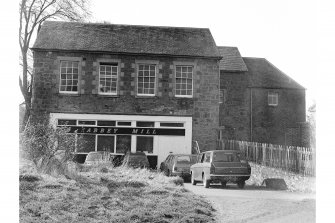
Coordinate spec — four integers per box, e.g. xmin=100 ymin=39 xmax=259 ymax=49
xmin=169 ymin=177 xmax=184 ymax=186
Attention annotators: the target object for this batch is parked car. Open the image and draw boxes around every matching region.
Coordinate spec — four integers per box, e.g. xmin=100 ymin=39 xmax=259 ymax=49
xmin=160 ymin=154 xmax=197 ymax=179
xmin=122 ymin=152 xmax=150 ymax=168
xmin=190 ymin=150 xmax=251 ymax=188
xmin=84 ymin=151 xmax=112 ymax=165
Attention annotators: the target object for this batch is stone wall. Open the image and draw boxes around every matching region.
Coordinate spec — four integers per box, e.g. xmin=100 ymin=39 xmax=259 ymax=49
xmin=32 ymin=51 xmax=219 ymax=151
xmin=219 ymin=71 xmax=250 ymax=141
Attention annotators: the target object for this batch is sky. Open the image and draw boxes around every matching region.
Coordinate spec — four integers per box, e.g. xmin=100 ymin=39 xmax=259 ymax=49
xmin=90 ymin=0 xmax=318 ymax=106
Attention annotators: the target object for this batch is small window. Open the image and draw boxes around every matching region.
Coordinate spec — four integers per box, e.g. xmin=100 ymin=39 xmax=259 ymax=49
xmin=57 ymin=119 xmax=77 ymax=126
xmin=117 ymin=121 xmax=132 ymax=126
xmin=59 ymin=60 xmax=79 ymax=93
xmin=137 ymin=64 xmax=156 ymax=96
xmin=99 ymin=63 xmax=118 ymax=95
xmin=219 ymin=89 xmax=227 ymax=104
xmin=78 ymin=120 xmax=96 ymax=126
xmin=175 ymin=65 xmax=193 ymax=97
xmin=97 ymin=120 xmax=116 ymax=126
xmin=160 ymin=123 xmax=184 ymax=127
xmin=136 ymin=136 xmax=153 ymax=153
xmin=268 ymin=92 xmax=278 ymax=106
xmin=136 ymin=121 xmax=154 ymax=127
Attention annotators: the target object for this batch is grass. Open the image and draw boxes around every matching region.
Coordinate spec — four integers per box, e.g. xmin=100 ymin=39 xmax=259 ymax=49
xmin=246 ymin=162 xmax=316 ymax=193
xmin=20 ymin=160 xmax=216 ymax=223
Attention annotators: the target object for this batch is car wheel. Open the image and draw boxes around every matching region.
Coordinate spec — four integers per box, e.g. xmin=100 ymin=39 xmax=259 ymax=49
xmin=191 ymin=172 xmax=197 ymax=185
xmin=237 ymin=181 xmax=245 ymax=189
xmin=202 ymin=173 xmax=210 ymax=188
xmin=221 ymin=181 xmax=227 ymax=188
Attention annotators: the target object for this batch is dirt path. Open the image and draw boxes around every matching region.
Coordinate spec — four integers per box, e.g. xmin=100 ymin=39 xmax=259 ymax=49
xmin=184 ymin=183 xmax=315 ymax=223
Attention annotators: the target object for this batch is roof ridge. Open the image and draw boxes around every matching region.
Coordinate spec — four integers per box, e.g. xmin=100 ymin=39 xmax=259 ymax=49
xmin=43 ymin=20 xmax=210 ymax=30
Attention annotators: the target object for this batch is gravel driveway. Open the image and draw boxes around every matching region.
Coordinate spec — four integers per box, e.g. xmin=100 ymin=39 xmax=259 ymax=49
xmin=184 ymin=183 xmax=315 ymax=223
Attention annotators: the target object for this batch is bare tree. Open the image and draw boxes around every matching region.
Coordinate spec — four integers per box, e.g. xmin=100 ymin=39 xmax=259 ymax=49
xmin=19 ymin=0 xmax=91 ymax=129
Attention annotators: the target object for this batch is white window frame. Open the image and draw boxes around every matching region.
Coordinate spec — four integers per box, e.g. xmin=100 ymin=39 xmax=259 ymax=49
xmin=268 ymin=92 xmax=278 ymax=106
xmin=59 ymin=60 xmax=80 ymax=94
xmin=98 ymin=63 xmax=118 ymax=96
xmin=173 ymin=62 xmax=195 ymax=98
xmin=136 ymin=63 xmax=157 ymax=96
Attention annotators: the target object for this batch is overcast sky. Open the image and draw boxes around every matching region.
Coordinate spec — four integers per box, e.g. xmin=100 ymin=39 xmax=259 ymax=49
xmin=90 ymin=0 xmax=318 ymax=106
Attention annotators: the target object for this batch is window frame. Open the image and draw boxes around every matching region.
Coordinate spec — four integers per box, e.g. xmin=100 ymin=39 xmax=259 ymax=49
xmin=136 ymin=63 xmax=157 ymax=96
xmin=174 ymin=65 xmax=194 ymax=98
xmin=58 ymin=58 xmax=81 ymax=94
xmin=98 ymin=62 xmax=119 ymax=96
xmin=268 ymin=92 xmax=279 ymax=106
xmin=96 ymin=59 xmax=121 ymax=96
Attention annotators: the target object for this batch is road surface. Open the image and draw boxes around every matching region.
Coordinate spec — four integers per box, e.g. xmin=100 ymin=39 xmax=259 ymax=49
xmin=184 ymin=182 xmax=315 ymax=223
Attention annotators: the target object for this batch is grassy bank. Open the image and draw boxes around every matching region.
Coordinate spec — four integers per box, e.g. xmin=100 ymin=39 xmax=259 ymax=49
xmin=246 ymin=162 xmax=316 ymax=193
xmin=19 ymin=160 xmax=216 ymax=223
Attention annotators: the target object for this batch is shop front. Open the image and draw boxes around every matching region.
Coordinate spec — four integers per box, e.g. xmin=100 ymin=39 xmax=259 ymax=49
xmin=50 ymin=113 xmax=192 ymax=168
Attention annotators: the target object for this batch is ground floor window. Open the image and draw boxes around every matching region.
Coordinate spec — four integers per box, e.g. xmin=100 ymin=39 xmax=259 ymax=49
xmin=77 ymin=134 xmax=96 ymax=153
xmin=116 ymin=135 xmax=131 ymax=153
xmin=136 ymin=136 xmax=153 ymax=153
xmin=97 ymin=135 xmax=115 ymax=153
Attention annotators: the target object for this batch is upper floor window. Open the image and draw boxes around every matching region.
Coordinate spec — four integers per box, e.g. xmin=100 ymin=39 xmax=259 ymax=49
xmin=175 ymin=65 xmax=193 ymax=97
xmin=99 ymin=63 xmax=118 ymax=95
xmin=59 ymin=61 xmax=79 ymax=93
xmin=268 ymin=92 xmax=278 ymax=106
xmin=137 ymin=64 xmax=156 ymax=96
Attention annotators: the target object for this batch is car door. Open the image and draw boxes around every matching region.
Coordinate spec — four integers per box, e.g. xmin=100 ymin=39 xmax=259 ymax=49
xmin=202 ymin=152 xmax=212 ymax=179
xmin=192 ymin=153 xmax=205 ymax=181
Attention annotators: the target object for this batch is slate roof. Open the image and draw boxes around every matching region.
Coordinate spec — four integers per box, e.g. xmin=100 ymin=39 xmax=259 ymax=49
xmin=32 ymin=21 xmax=221 ymax=58
xmin=243 ymin=57 xmax=305 ymax=89
xmin=218 ymin=46 xmax=248 ymax=72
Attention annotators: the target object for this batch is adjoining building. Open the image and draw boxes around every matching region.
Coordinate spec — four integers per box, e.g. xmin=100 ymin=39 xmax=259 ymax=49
xmin=31 ymin=21 xmax=221 ymax=167
xmin=218 ymin=46 xmax=307 ymax=147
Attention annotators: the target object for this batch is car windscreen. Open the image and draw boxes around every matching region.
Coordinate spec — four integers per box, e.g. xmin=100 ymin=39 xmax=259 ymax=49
xmin=176 ymin=155 xmax=197 ymax=163
xmin=86 ymin=153 xmax=102 ymax=161
xmin=213 ymin=152 xmax=240 ymax=162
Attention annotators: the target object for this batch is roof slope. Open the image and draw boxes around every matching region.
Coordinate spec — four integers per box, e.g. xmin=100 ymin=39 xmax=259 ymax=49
xmin=243 ymin=57 xmax=305 ymax=89
xmin=218 ymin=46 xmax=248 ymax=72
xmin=32 ymin=21 xmax=221 ymax=58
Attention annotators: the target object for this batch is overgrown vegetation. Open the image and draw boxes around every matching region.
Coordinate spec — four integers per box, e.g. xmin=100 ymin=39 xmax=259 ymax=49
xmin=246 ymin=163 xmax=315 ymax=193
xmin=20 ymin=161 xmax=216 ymax=223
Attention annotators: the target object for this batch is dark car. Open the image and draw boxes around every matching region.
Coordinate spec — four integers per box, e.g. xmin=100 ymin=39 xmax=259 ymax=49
xmin=190 ymin=150 xmax=251 ymax=188
xmin=160 ymin=154 xmax=197 ymax=179
xmin=122 ymin=152 xmax=150 ymax=169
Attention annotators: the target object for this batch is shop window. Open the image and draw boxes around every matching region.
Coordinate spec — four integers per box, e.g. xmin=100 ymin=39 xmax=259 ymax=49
xmin=78 ymin=120 xmax=96 ymax=126
xmin=137 ymin=121 xmax=154 ymax=127
xmin=117 ymin=121 xmax=131 ymax=126
xmin=99 ymin=63 xmax=118 ymax=95
xmin=58 ymin=119 xmax=77 ymax=126
xmin=77 ymin=134 xmax=96 ymax=153
xmin=57 ymin=134 xmax=76 ymax=151
xmin=116 ymin=135 xmax=131 ymax=154
xmin=59 ymin=60 xmax=79 ymax=93
xmin=160 ymin=122 xmax=184 ymax=127
xmin=97 ymin=120 xmax=116 ymax=126
xmin=97 ymin=135 xmax=115 ymax=153
xmin=268 ymin=92 xmax=278 ymax=106
xmin=137 ymin=64 xmax=156 ymax=96
xmin=175 ymin=65 xmax=193 ymax=97
xmin=136 ymin=136 xmax=153 ymax=153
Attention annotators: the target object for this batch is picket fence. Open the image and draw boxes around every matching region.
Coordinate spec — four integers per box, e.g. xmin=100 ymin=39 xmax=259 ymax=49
xmin=217 ymin=140 xmax=315 ymax=176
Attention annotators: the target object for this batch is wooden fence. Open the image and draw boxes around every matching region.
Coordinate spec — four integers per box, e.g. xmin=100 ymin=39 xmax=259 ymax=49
xmin=217 ymin=140 xmax=315 ymax=176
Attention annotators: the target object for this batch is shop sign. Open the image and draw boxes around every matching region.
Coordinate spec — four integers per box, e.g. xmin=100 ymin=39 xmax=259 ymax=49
xmin=59 ymin=126 xmax=185 ymax=136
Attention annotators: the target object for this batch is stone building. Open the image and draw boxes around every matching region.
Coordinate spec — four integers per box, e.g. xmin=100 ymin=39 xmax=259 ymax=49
xmin=218 ymin=46 xmax=307 ymax=146
xmin=31 ymin=21 xmax=221 ymax=167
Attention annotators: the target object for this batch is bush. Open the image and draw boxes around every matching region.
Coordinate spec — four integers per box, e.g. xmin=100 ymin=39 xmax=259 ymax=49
xmin=20 ymin=121 xmax=76 ymax=176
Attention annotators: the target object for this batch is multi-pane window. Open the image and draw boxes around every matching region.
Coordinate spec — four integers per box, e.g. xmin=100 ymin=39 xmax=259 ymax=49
xmin=137 ymin=64 xmax=156 ymax=95
xmin=99 ymin=63 xmax=118 ymax=95
xmin=175 ymin=66 xmax=193 ymax=97
xmin=59 ymin=61 xmax=79 ymax=93
xmin=268 ymin=92 xmax=278 ymax=106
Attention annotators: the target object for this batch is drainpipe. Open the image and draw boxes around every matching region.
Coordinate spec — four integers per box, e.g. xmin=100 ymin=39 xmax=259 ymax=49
xmin=250 ymin=88 xmax=253 ymax=142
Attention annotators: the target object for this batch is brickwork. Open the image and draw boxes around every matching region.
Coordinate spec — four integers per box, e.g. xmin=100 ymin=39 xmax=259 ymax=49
xmin=32 ymin=51 xmax=219 ymax=151
xmin=219 ymin=71 xmax=250 ymax=141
